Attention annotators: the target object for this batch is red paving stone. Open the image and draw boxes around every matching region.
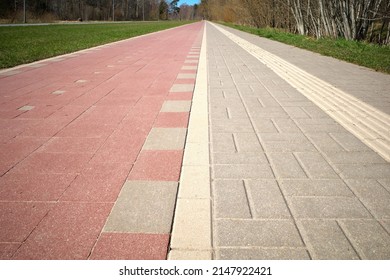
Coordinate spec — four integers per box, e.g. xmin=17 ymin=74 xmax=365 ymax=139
xmin=155 ymin=112 xmax=190 ymax=128
xmin=12 ymin=202 xmax=112 ymax=260
xmin=0 ymin=202 xmax=53 ymax=242
xmin=90 ymin=233 xmax=169 ymax=260
xmin=0 ymin=173 xmax=76 ymax=201
xmin=128 ymin=150 xmax=184 ymax=181
xmin=0 ymin=243 xmax=20 ymax=259
xmin=0 ymin=21 xmax=204 ymax=259
xmin=60 ymin=162 xmax=131 ymax=202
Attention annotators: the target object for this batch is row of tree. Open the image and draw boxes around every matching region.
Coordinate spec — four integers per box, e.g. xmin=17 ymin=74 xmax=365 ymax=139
xmin=200 ymin=0 xmax=390 ymax=44
xmin=0 ymin=0 xmax=200 ymax=22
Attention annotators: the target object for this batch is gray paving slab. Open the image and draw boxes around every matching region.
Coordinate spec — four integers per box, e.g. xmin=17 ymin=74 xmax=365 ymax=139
xmin=207 ymin=22 xmax=390 ymax=260
xmin=297 ymin=220 xmax=360 ymax=260
xmin=161 ymin=100 xmax=191 ymax=112
xmin=217 ymin=248 xmax=310 ymax=260
xmin=213 ymin=180 xmax=251 ymax=219
xmin=143 ymin=127 xmax=186 ymax=150
xmin=103 ymin=181 xmax=178 ymax=233
xmin=215 ymin=219 xmax=304 ymax=247
xmin=170 ymin=84 xmax=195 ymax=93
xmin=339 ymin=220 xmax=390 ymax=259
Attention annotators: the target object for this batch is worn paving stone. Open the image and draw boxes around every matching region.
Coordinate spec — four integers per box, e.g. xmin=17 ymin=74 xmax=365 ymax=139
xmin=214 ymin=219 xmax=304 ymax=247
xmin=339 ymin=219 xmax=390 ymax=259
xmin=280 ymin=180 xmax=353 ymax=197
xmin=143 ymin=128 xmax=186 ymax=150
xmin=18 ymin=105 xmax=34 ymax=111
xmin=213 ymin=180 xmax=251 ymax=219
xmin=217 ymin=248 xmax=310 ymax=260
xmin=297 ymin=220 xmax=359 ymax=260
xmin=287 ymin=197 xmax=371 ymax=218
xmin=103 ymin=181 xmax=178 ymax=234
xmin=177 ymin=73 xmax=196 ymax=79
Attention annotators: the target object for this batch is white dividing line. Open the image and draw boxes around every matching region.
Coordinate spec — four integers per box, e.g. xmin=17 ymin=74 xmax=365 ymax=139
xmin=169 ymin=24 xmax=212 ymax=260
xmin=211 ymin=23 xmax=390 ymax=162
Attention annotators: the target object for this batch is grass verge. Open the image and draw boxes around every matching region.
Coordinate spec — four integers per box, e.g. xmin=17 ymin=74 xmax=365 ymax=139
xmin=0 ymin=21 xmax=193 ymax=69
xmin=222 ymin=22 xmax=390 ymax=74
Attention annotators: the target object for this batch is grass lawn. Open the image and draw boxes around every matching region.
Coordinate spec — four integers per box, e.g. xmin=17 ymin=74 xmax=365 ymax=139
xmin=0 ymin=21 xmax=193 ymax=69
xmin=222 ymin=22 xmax=390 ymax=74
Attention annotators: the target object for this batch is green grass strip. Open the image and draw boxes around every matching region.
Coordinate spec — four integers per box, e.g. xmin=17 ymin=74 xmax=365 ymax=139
xmin=222 ymin=22 xmax=390 ymax=74
xmin=0 ymin=21 xmax=194 ymax=69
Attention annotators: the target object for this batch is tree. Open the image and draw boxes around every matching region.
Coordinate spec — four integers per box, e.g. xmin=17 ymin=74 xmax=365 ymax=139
xmin=159 ymin=0 xmax=168 ymax=20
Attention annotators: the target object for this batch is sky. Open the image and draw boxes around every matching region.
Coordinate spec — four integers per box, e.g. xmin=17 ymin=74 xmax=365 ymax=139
xmin=177 ymin=0 xmax=201 ymax=6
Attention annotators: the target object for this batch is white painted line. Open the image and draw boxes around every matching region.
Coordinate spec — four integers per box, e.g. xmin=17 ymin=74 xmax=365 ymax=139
xmin=169 ymin=24 xmax=212 ymax=260
xmin=212 ymin=23 xmax=390 ymax=162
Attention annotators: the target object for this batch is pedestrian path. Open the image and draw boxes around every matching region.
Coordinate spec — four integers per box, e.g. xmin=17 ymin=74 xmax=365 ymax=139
xmin=0 ymin=22 xmax=203 ymax=259
xmin=205 ymin=22 xmax=390 ymax=259
xmin=1 ymin=20 xmax=389 ymax=260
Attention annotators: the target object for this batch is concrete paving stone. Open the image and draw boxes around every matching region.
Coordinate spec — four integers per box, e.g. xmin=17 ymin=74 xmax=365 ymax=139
xmin=247 ymin=180 xmax=291 ymax=218
xmin=378 ymin=179 xmax=390 ymax=193
xmin=268 ymin=153 xmax=307 ymax=179
xmin=329 ymin=132 xmax=372 ymax=151
xmin=211 ymin=119 xmax=254 ymax=133
xmin=279 ymin=101 xmax=315 ymax=107
xmin=295 ymin=152 xmax=339 ymax=179
xmin=302 ymin=106 xmax=329 ymax=118
xmin=272 ymin=119 xmax=302 ymax=132
xmin=251 ymin=119 xmax=279 ymax=133
xmin=211 ymin=133 xmax=236 ymax=153
xmin=177 ymin=73 xmax=196 ymax=79
xmin=260 ymin=133 xmax=317 ymax=153
xmin=184 ymin=60 xmax=198 ymax=64
xmin=179 ymin=165 xmax=210 ymax=199
xmin=280 ymin=179 xmax=353 ymax=197
xmin=161 ymin=100 xmax=192 ymax=112
xmin=90 ymin=233 xmax=169 ymax=260
xmin=287 ymin=197 xmax=371 ymax=218
xmin=323 ymin=151 xmax=387 ymax=164
xmin=18 ymin=105 xmax=34 ymax=111
xmin=214 ymin=219 xmax=304 ymax=247
xmin=295 ymin=119 xmax=346 ymax=133
xmin=233 ymin=133 xmax=263 ymax=152
xmin=339 ymin=219 xmax=390 ymax=259
xmin=380 ymin=220 xmax=390 ymax=233
xmin=256 ymin=96 xmax=281 ymax=107
xmin=168 ymin=250 xmax=212 ymax=260
xmin=216 ymin=248 xmax=310 ymax=260
xmin=333 ymin=164 xmax=390 ymax=179
xmin=213 ymin=180 xmax=251 ymax=219
xmin=345 ymin=179 xmax=390 ymax=219
xmin=170 ymin=84 xmax=195 ymax=93
xmin=297 ymin=220 xmax=359 ymax=260
xmin=306 ymin=133 xmax=346 ymax=152
xmin=143 ymin=127 xmax=186 ymax=150
xmin=170 ymin=198 xmax=211 ymax=250
xmin=248 ymin=107 xmax=289 ymax=119
xmin=104 ymin=181 xmax=178 ymax=234
xmin=211 ymin=152 xmax=268 ymax=164
xmin=213 ymin=164 xmax=274 ymax=179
